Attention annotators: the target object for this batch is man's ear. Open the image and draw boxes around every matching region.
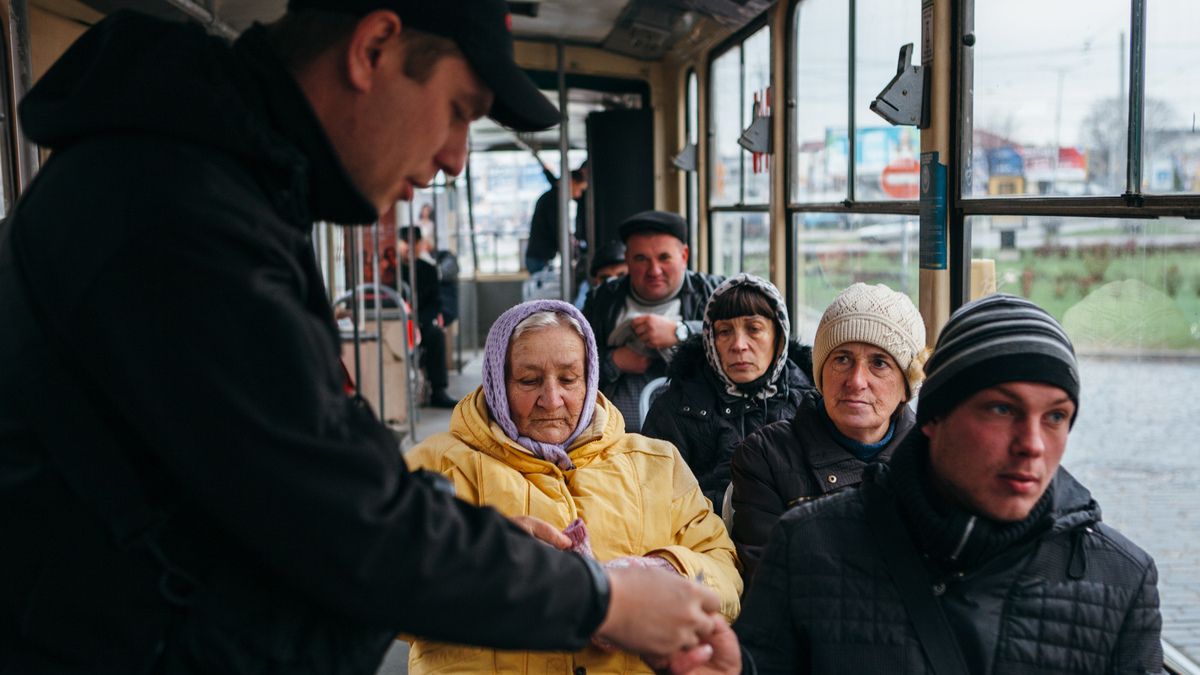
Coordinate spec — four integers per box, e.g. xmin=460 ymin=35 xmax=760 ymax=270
xmin=680 ymin=244 xmax=690 ymax=266
xmin=921 ymin=419 xmax=938 ymax=439
xmin=345 ymin=10 xmax=403 ymax=93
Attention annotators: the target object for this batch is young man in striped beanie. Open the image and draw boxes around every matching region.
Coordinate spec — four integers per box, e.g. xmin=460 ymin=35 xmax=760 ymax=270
xmin=736 ymin=293 xmax=1163 ymax=674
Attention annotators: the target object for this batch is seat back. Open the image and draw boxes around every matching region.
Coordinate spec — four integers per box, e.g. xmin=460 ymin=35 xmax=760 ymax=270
xmin=637 ymin=376 xmax=670 ymax=430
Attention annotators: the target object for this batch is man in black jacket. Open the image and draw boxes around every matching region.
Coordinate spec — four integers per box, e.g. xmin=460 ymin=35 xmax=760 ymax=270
xmin=526 ymin=164 xmax=588 ymax=274
xmin=398 ymin=226 xmax=454 ymax=408
xmin=582 ymin=210 xmax=722 ymax=431
xmin=737 ymin=294 xmax=1163 ymax=674
xmin=0 ymin=2 xmax=734 ymax=673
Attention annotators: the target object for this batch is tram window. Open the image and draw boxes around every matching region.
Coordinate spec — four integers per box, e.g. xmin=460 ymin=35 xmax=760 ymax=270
xmin=789 ymin=0 xmax=920 ymax=204
xmin=1145 ymin=0 xmax=1199 ymax=194
xmin=686 ymin=69 xmax=700 ymax=253
xmin=853 ymin=0 xmax=922 ymax=202
xmin=710 ymin=48 xmax=742 ymax=206
xmin=971 ymin=0 xmax=1128 ymax=197
xmin=791 ymin=211 xmax=918 ymax=342
xmin=968 ymin=214 xmax=1200 ymax=654
xmin=711 ymin=211 xmax=770 ymax=279
xmin=709 ymin=25 xmax=771 ymax=208
xmin=790 ymin=0 xmax=849 ymax=203
xmin=742 ymin=27 xmax=771 ymax=204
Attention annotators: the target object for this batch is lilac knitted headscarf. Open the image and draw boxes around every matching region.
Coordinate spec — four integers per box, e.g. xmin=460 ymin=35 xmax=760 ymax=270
xmin=482 ymin=299 xmax=600 ymax=471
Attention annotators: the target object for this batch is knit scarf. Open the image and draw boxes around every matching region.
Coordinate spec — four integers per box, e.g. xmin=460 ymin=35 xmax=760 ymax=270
xmin=888 ymin=432 xmax=1055 ymax=572
xmin=482 ymin=300 xmax=600 ymax=471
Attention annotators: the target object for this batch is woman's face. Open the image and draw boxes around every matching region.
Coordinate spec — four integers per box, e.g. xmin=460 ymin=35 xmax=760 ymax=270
xmin=821 ymin=342 xmax=907 ymax=443
xmin=506 ymin=325 xmax=587 ymax=445
xmin=713 ymin=315 xmax=777 ymax=384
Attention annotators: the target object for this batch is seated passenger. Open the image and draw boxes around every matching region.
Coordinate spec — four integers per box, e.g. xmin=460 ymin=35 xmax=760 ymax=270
xmin=405 ymin=299 xmax=742 ymax=674
xmin=574 ymin=239 xmax=628 ymax=309
xmin=642 ymin=274 xmax=815 ymax=516
xmin=736 ymin=294 xmax=1163 ymax=674
xmin=731 ymin=282 xmax=925 ymax=583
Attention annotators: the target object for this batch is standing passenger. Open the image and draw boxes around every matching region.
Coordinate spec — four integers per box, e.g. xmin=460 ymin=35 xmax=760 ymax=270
xmin=642 ymin=274 xmax=815 ymax=516
xmin=583 ymin=210 xmax=722 ymax=431
xmin=730 ymin=282 xmax=925 ymax=582
xmin=0 ymin=2 xmax=738 ymax=672
xmin=736 ymin=294 xmax=1163 ymax=674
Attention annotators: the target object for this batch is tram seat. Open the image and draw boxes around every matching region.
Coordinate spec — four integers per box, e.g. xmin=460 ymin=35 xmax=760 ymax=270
xmin=637 ymin=376 xmax=669 ymax=430
xmin=721 ymin=482 xmax=734 ymax=534
xmin=522 ymin=266 xmax=561 ymax=301
xmin=334 ymin=284 xmax=418 ymax=426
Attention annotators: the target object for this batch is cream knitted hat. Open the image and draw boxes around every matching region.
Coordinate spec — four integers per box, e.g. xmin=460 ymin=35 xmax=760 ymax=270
xmin=812 ymin=283 xmax=927 ymax=395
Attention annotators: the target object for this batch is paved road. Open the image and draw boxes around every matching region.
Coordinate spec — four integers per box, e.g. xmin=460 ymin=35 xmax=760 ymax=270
xmin=1067 ymin=355 xmax=1200 ymax=664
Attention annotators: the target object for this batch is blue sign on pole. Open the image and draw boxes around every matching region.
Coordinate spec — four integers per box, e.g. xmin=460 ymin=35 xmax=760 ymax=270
xmin=919 ymin=151 xmax=947 ymax=270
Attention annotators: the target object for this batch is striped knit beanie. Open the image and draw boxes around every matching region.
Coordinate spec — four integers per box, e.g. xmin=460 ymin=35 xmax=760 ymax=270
xmin=917 ymin=293 xmax=1080 ymax=427
xmin=813 ymin=283 xmax=927 ymax=395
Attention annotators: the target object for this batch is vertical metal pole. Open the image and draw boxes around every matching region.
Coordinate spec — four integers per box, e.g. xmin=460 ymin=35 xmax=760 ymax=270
xmin=405 ymin=201 xmax=419 ymax=441
xmin=846 ymin=0 xmax=856 ymax=204
xmin=556 ymin=42 xmax=573 ymax=302
xmin=372 ymin=220 xmax=385 ymax=421
xmin=1124 ymin=0 xmax=1146 ymax=198
xmin=7 ymin=0 xmax=38 ymax=192
xmin=464 ymin=147 xmax=481 ymax=277
xmin=348 ymin=227 xmax=363 ymax=392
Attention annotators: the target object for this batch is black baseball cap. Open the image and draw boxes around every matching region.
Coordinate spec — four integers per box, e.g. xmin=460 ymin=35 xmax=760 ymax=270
xmin=589 ymin=240 xmax=627 ymax=276
xmin=288 ymin=0 xmax=561 ymax=131
xmin=618 ymin=210 xmax=688 ymax=244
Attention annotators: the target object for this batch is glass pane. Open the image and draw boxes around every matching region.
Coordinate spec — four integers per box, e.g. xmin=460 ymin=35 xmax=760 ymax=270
xmin=743 ymin=26 xmax=772 ymax=205
xmin=970 ymin=0 xmax=1126 ymax=197
xmin=710 ymin=46 xmax=743 ymax=206
xmin=687 ymin=71 xmax=700 ymax=253
xmin=1145 ymin=0 xmax=1200 ymax=194
xmin=711 ymin=211 xmax=770 ymax=278
xmin=967 ymin=215 xmax=1200 ymax=660
xmin=855 ymin=0 xmax=921 ymax=201
xmin=467 ymin=149 xmax=585 ymax=274
xmin=791 ymin=0 xmax=849 ymax=203
xmin=791 ymin=211 xmax=918 ymax=342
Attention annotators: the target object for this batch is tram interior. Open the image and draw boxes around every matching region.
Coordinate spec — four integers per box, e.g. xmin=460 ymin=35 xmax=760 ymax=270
xmin=3 ymin=0 xmax=1199 ymax=673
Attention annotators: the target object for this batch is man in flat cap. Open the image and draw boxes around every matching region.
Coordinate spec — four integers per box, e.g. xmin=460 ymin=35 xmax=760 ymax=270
xmin=583 ymin=210 xmax=723 ymax=431
xmin=0 ymin=2 xmax=737 ymax=673
xmin=735 ymin=294 xmax=1163 ymax=674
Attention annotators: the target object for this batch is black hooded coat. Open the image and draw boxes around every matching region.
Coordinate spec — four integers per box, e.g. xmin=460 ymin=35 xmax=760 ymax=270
xmin=0 ymin=13 xmax=606 ymax=674
xmin=641 ymin=335 xmax=815 ymax=513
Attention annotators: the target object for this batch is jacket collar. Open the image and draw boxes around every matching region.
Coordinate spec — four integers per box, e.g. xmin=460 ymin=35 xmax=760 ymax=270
xmin=793 ymin=394 xmax=915 ymax=470
xmin=234 ymin=25 xmax=378 ymax=227
xmin=450 ymin=387 xmax=626 ymax=475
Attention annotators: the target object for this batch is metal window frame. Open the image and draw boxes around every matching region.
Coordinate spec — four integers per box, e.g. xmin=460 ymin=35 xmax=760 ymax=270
xmin=783 ymin=0 xmax=924 ymax=317
xmin=955 ymin=0 xmax=1199 ymax=279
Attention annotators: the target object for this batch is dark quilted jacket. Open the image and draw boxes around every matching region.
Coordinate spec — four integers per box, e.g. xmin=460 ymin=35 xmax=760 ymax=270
xmin=736 ymin=434 xmax=1164 ymax=675
xmin=641 ymin=337 xmax=815 ymax=514
xmin=730 ymin=393 xmax=915 ymax=583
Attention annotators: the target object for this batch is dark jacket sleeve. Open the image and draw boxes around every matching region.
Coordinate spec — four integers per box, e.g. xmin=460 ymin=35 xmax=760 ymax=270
xmin=735 ymin=521 xmax=805 ymax=674
xmin=1113 ymin=559 xmax=1165 ymax=674
xmin=14 ymin=145 xmax=607 ymax=650
xmin=731 ymin=428 xmax=788 ymax=583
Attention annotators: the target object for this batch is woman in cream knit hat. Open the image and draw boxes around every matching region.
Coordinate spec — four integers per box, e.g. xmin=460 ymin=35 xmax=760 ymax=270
xmin=730 ymin=283 xmax=928 ymax=583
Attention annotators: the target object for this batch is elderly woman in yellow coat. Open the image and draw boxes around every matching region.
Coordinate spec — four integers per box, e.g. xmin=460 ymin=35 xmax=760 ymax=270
xmin=405 ymin=299 xmax=741 ymax=674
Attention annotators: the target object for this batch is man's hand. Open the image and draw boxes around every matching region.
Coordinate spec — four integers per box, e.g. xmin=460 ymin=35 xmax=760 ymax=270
xmin=510 ymin=515 xmax=571 ymax=549
xmin=657 ymin=616 xmax=742 ymax=674
xmin=631 ymin=314 xmax=682 ymax=350
xmin=611 ymin=346 xmax=653 ymax=374
xmin=595 ymin=567 xmax=721 ymax=661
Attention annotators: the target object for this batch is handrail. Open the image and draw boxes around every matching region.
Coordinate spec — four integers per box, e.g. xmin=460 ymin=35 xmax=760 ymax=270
xmin=1164 ymin=641 xmax=1200 ymax=675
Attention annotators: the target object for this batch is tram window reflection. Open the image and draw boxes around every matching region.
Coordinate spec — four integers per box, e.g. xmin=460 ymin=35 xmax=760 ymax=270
xmin=791 ymin=0 xmax=848 ymax=204
xmin=1145 ymin=0 xmax=1200 ymax=194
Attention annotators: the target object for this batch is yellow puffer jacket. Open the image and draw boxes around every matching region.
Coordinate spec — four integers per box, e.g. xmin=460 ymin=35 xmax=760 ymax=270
xmin=403 ymin=388 xmax=741 ymax=674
